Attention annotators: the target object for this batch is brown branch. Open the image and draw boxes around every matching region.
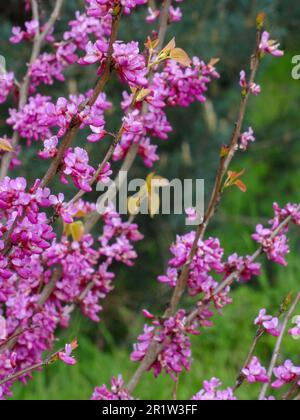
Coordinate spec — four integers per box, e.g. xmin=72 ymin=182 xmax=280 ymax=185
xmin=259 ymin=290 xmax=300 ymax=400
xmin=0 ymin=0 xmax=64 ymax=179
xmin=40 ymin=6 xmax=123 ymax=189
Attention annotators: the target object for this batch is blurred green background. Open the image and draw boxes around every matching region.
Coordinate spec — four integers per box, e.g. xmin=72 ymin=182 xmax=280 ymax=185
xmin=1 ymin=0 xmax=300 ymax=400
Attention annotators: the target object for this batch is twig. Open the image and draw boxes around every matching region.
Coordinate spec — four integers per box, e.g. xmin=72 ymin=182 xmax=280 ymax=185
xmin=259 ymin=290 xmax=300 ymax=400
xmin=233 ymin=327 xmax=265 ymax=392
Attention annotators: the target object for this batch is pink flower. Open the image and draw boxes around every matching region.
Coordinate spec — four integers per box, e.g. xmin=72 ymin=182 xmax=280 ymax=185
xmin=169 ymin=6 xmax=182 ymax=23
xmin=138 ymin=137 xmax=159 ymax=167
xmin=242 ymin=357 xmax=269 ymax=384
xmin=10 ymin=20 xmax=39 ymax=44
xmin=240 ymin=127 xmax=256 ymax=150
xmin=192 ymin=378 xmax=236 ymax=401
xmin=49 ymin=193 xmax=77 ymax=224
xmin=7 ymin=94 xmax=56 ymax=142
xmin=252 ymin=224 xmax=289 ymax=266
xmin=91 ymin=375 xmax=133 ymax=400
xmin=240 ymin=70 xmax=261 ymax=95
xmin=78 ymin=40 xmax=108 ymax=66
xmin=224 ymin=253 xmax=261 ymax=282
xmin=255 ymin=309 xmax=280 ymax=337
xmin=39 ymin=136 xmax=59 ymax=160
xmin=97 ymin=162 xmax=112 ymax=184
xmin=185 ymin=208 xmax=198 ymax=222
xmin=146 ymin=7 xmax=160 ymax=23
xmin=288 ymin=316 xmax=300 ymax=338
xmin=259 ymin=31 xmax=284 ymax=57
xmin=113 ymin=41 xmax=148 ymax=88
xmin=0 ymin=72 xmax=14 ymax=104
xmin=272 ymin=360 xmax=300 ymax=388
xmin=29 ymin=53 xmax=65 ymax=90
xmin=61 ymin=147 xmax=95 ymax=192
xmin=58 ymin=343 xmax=77 ymax=365
xmin=131 ymin=310 xmax=198 ymax=380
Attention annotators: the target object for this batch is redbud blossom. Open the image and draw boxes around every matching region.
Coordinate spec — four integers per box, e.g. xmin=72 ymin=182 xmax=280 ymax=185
xmin=272 ymin=360 xmax=300 ymax=388
xmin=255 ymin=309 xmax=280 ymax=337
xmin=242 ymin=357 xmax=269 ymax=384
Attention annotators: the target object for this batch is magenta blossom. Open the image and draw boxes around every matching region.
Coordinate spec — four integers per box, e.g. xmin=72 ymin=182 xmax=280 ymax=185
xmin=259 ymin=31 xmax=284 ymax=57
xmin=113 ymin=41 xmax=148 ymax=88
xmin=0 ymin=316 xmax=7 ymax=341
xmin=58 ymin=343 xmax=77 ymax=366
xmin=192 ymin=378 xmax=236 ymax=401
xmin=0 ymin=72 xmax=14 ymax=104
xmin=242 ymin=357 xmax=269 ymax=384
xmin=255 ymin=309 xmax=280 ymax=337
xmin=272 ymin=360 xmax=300 ymax=389
xmin=240 ymin=127 xmax=255 ymax=151
xmin=289 ymin=316 xmax=300 ymax=338
xmin=91 ymin=375 xmax=133 ymax=400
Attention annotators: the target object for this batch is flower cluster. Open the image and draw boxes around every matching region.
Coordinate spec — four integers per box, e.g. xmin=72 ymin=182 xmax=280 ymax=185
xmin=240 ymin=70 xmax=261 ymax=96
xmin=272 ymin=360 xmax=300 ymax=388
xmin=0 ymin=72 xmax=15 ymax=104
xmin=113 ymin=56 xmax=219 ymax=167
xmin=131 ymin=310 xmax=198 ymax=380
xmin=255 ymin=309 xmax=280 ymax=337
xmin=289 ymin=316 xmax=300 ymax=338
xmin=192 ymin=378 xmax=236 ymax=401
xmin=7 ymin=94 xmax=55 ymax=142
xmin=242 ymin=357 xmax=269 ymax=384
xmin=91 ymin=375 xmax=133 ymax=400
xmin=146 ymin=0 xmax=184 ymax=24
xmin=86 ymin=0 xmax=147 ymax=18
xmin=29 ymin=53 xmax=65 ymax=90
xmin=259 ymin=32 xmax=284 ymax=57
xmin=80 ymin=40 xmax=148 ymax=88
xmin=0 ymin=174 xmax=142 ymax=397
xmin=240 ymin=127 xmax=256 ymax=151
xmin=10 ymin=20 xmax=39 ymax=44
xmin=252 ymin=203 xmax=300 ymax=266
xmin=61 ymin=147 xmax=95 ymax=192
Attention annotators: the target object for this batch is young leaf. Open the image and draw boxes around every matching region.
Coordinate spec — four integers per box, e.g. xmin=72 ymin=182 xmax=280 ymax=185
xmin=0 ymin=138 xmax=14 ymax=153
xmin=65 ymin=221 xmax=85 ymax=242
xmin=160 ymin=38 xmax=176 ymax=55
xmin=169 ymin=48 xmax=192 ymax=67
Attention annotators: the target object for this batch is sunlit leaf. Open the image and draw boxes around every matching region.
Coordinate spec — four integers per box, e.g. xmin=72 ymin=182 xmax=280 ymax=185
xmin=160 ymin=38 xmax=176 ymax=55
xmin=169 ymin=48 xmax=192 ymax=67
xmin=0 ymin=138 xmax=14 ymax=153
xmin=136 ymin=88 xmax=152 ymax=102
xmin=65 ymin=221 xmax=85 ymax=242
